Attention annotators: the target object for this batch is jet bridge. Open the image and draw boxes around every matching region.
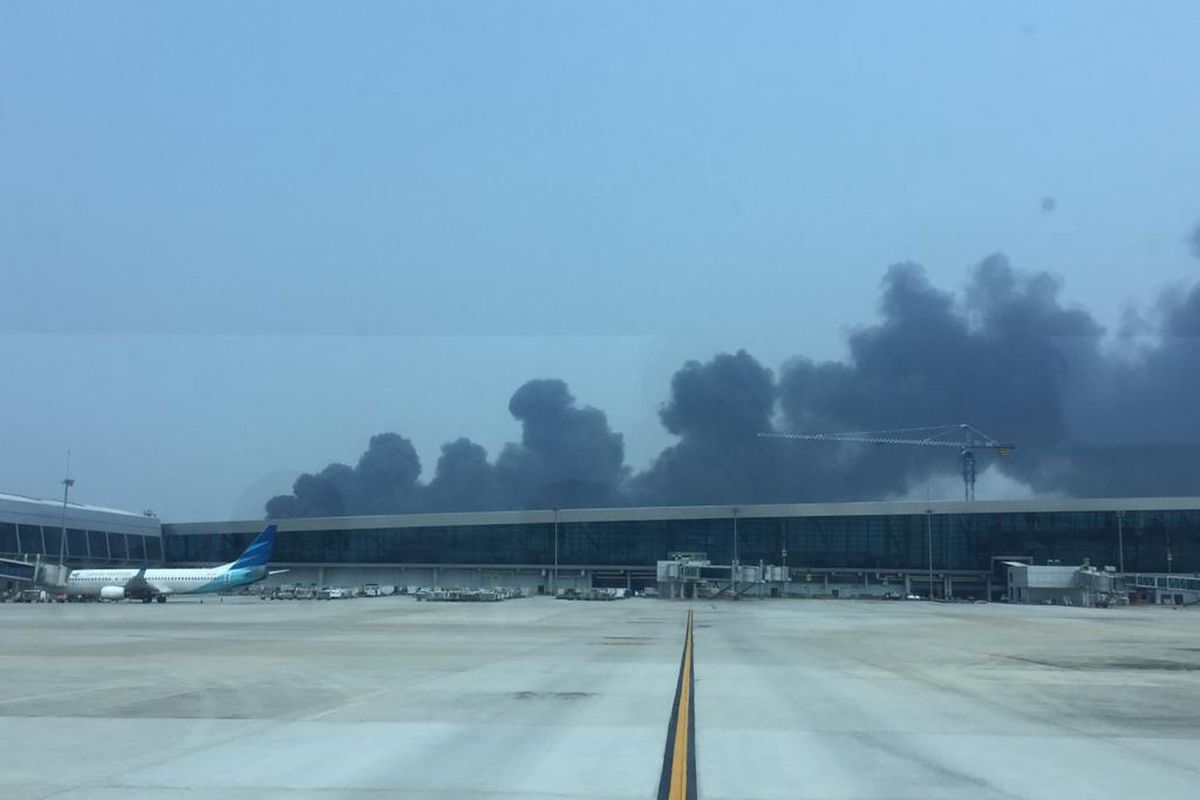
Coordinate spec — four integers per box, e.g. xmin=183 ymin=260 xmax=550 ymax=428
xmin=0 ymin=556 xmax=68 ymax=588
xmin=657 ymin=552 xmax=783 ymax=599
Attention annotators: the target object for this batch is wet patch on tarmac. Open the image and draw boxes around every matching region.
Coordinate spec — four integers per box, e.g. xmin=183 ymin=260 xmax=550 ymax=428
xmin=511 ymin=691 xmax=595 ymax=701
xmin=1006 ymin=654 xmax=1200 ymax=671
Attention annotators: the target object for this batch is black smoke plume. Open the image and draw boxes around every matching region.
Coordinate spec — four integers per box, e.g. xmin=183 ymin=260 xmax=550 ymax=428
xmin=494 ymin=379 xmax=627 ymax=509
xmin=628 ymin=350 xmax=795 ymax=505
xmin=268 ymin=379 xmax=627 ymax=516
xmin=267 ymin=237 xmax=1200 ymax=518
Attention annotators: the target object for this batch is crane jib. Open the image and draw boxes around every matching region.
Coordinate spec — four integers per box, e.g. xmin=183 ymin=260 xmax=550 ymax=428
xmin=756 ymin=425 xmax=1015 ymax=501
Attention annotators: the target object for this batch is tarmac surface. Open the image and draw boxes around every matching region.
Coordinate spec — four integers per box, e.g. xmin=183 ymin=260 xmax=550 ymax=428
xmin=1 ymin=596 xmax=1197 ymax=799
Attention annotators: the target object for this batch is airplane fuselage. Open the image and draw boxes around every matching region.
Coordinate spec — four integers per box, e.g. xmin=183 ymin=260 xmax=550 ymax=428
xmin=67 ymin=564 xmax=267 ymax=599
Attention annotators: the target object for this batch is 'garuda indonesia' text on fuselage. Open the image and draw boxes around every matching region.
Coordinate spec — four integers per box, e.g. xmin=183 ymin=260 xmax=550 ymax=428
xmin=66 ymin=524 xmax=280 ymax=602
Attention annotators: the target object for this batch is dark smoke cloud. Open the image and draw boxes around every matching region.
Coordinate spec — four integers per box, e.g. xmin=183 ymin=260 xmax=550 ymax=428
xmin=494 ymin=379 xmax=627 ymax=509
xmin=266 ymin=239 xmax=1200 ymax=518
xmin=267 ymin=435 xmax=422 ymax=518
xmin=268 ymin=379 xmax=626 ymax=517
xmin=776 ymin=253 xmax=1200 ymax=499
xmin=779 ymin=256 xmax=1103 ymax=497
xmin=629 ymin=350 xmax=797 ymax=505
xmin=354 ymin=434 xmax=422 ymax=514
xmin=425 ymin=438 xmax=496 ymax=512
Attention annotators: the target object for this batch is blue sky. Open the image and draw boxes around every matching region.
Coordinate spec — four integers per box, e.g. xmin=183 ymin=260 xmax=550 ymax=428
xmin=2 ymin=2 xmax=1198 ymax=519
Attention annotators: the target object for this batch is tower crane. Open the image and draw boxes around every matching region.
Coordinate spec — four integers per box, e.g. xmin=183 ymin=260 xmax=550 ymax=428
xmin=757 ymin=423 xmax=1015 ymax=501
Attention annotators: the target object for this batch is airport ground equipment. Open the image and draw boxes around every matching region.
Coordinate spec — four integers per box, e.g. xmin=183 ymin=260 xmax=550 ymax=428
xmin=415 ymin=587 xmax=524 ymax=602
xmin=758 ymin=423 xmax=1014 ymax=501
xmin=556 ymin=587 xmax=628 ymax=600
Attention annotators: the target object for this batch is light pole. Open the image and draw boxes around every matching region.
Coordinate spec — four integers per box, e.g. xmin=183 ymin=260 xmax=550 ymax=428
xmin=925 ymin=509 xmax=934 ymax=601
xmin=552 ymin=506 xmax=560 ymax=595
xmin=1164 ymin=516 xmax=1172 ymax=574
xmin=781 ymin=523 xmax=788 ymax=600
xmin=731 ymin=507 xmax=739 ymax=597
xmin=59 ymin=451 xmax=74 ymax=566
xmin=1115 ymin=510 xmax=1125 ymax=574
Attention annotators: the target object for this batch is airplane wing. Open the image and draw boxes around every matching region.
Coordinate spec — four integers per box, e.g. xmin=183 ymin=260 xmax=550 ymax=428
xmin=123 ymin=567 xmax=160 ymax=601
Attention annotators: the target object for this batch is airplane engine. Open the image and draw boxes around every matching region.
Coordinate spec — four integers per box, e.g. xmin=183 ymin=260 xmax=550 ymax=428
xmin=99 ymin=586 xmax=125 ymax=601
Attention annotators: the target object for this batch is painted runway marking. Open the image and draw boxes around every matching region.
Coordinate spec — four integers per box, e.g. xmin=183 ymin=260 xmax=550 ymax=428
xmin=657 ymin=608 xmax=696 ymax=800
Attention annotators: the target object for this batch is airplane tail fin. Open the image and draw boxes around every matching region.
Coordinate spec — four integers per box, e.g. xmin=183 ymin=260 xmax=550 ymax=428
xmin=231 ymin=524 xmax=278 ymax=569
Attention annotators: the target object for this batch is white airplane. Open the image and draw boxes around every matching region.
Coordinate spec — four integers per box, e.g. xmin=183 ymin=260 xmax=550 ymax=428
xmin=66 ymin=524 xmax=281 ymax=603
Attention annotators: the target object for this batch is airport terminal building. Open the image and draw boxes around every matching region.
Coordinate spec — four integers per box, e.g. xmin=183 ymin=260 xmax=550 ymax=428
xmin=1 ymin=492 xmax=163 ymax=593
xmin=0 ymin=492 xmax=163 ymax=566
xmin=163 ymin=497 xmax=1200 ymax=601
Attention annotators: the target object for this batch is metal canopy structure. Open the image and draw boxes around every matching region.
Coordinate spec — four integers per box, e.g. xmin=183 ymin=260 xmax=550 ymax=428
xmin=758 ymin=423 xmax=1015 ymax=501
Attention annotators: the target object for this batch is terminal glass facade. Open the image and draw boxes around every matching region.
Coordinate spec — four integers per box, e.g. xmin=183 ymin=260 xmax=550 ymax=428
xmin=164 ymin=508 xmax=1200 ymax=574
xmin=0 ymin=521 xmax=162 ymax=563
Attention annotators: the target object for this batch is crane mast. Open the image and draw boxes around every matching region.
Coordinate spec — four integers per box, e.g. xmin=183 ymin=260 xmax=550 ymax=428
xmin=757 ymin=423 xmax=1015 ymax=501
